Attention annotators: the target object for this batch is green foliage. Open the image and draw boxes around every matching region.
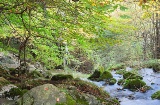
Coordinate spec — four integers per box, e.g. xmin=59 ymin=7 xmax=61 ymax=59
xmin=0 ymin=0 xmax=132 ymax=70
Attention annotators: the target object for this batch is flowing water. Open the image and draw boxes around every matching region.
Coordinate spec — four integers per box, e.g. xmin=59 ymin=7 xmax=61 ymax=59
xmin=91 ymin=68 xmax=160 ymax=105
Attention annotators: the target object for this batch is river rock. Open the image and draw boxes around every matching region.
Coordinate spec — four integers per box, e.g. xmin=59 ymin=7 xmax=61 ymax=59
xmin=99 ymin=71 xmax=113 ymax=80
xmin=16 ymin=84 xmax=66 ymax=105
xmin=109 ymin=78 xmax=117 ymax=85
xmin=123 ymin=79 xmax=146 ymax=90
xmin=151 ymin=91 xmax=160 ymax=99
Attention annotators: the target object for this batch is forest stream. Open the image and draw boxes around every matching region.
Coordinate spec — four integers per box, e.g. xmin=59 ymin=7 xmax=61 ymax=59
xmin=87 ymin=68 xmax=160 ymax=105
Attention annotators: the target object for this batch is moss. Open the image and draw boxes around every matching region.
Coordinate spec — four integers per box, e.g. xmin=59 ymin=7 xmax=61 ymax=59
xmin=51 ymin=77 xmax=120 ymax=105
xmin=51 ymin=74 xmax=73 ymax=81
xmin=99 ymin=71 xmax=113 ymax=80
xmin=151 ymin=91 xmax=160 ymax=100
xmin=123 ymin=79 xmax=146 ymax=90
xmin=0 ymin=77 xmax=10 ymax=89
xmin=88 ymin=70 xmax=101 ymax=81
xmin=70 ymin=78 xmax=110 ymax=100
xmin=117 ymin=79 xmax=125 ymax=85
xmin=109 ymin=78 xmax=117 ymax=85
xmin=123 ymin=72 xmax=143 ymax=80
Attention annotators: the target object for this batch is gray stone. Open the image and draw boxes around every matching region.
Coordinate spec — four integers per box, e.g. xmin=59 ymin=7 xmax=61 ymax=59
xmin=0 ymin=52 xmax=20 ymax=69
xmin=16 ymin=84 xmax=66 ymax=105
xmin=0 ymin=84 xmax=18 ymax=98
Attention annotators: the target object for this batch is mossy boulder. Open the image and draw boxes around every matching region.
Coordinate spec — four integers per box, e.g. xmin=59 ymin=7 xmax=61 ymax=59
xmin=109 ymin=78 xmax=117 ymax=85
xmin=123 ymin=72 xmax=143 ymax=80
xmin=117 ymin=79 xmax=125 ymax=85
xmin=151 ymin=91 xmax=160 ymax=99
xmin=16 ymin=84 xmax=66 ymax=105
xmin=123 ymin=79 xmax=146 ymax=90
xmin=51 ymin=74 xmax=73 ymax=81
xmin=99 ymin=71 xmax=113 ymax=80
xmin=88 ymin=70 xmax=101 ymax=81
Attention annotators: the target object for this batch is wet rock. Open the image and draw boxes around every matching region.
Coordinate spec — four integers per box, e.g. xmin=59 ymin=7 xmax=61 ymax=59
xmin=16 ymin=84 xmax=66 ymax=105
xmin=151 ymin=91 xmax=160 ymax=100
xmin=109 ymin=78 xmax=117 ymax=85
xmin=123 ymin=79 xmax=146 ymax=90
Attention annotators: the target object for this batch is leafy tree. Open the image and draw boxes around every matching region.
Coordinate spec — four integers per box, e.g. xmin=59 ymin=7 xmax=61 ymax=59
xmin=0 ymin=0 xmax=138 ymax=71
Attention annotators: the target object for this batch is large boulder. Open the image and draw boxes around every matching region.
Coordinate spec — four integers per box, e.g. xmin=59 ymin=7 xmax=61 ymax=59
xmin=16 ymin=84 xmax=66 ymax=105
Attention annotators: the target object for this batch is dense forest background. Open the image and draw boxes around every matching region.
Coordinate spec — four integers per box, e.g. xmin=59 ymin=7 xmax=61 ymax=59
xmin=0 ymin=0 xmax=159 ymax=73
